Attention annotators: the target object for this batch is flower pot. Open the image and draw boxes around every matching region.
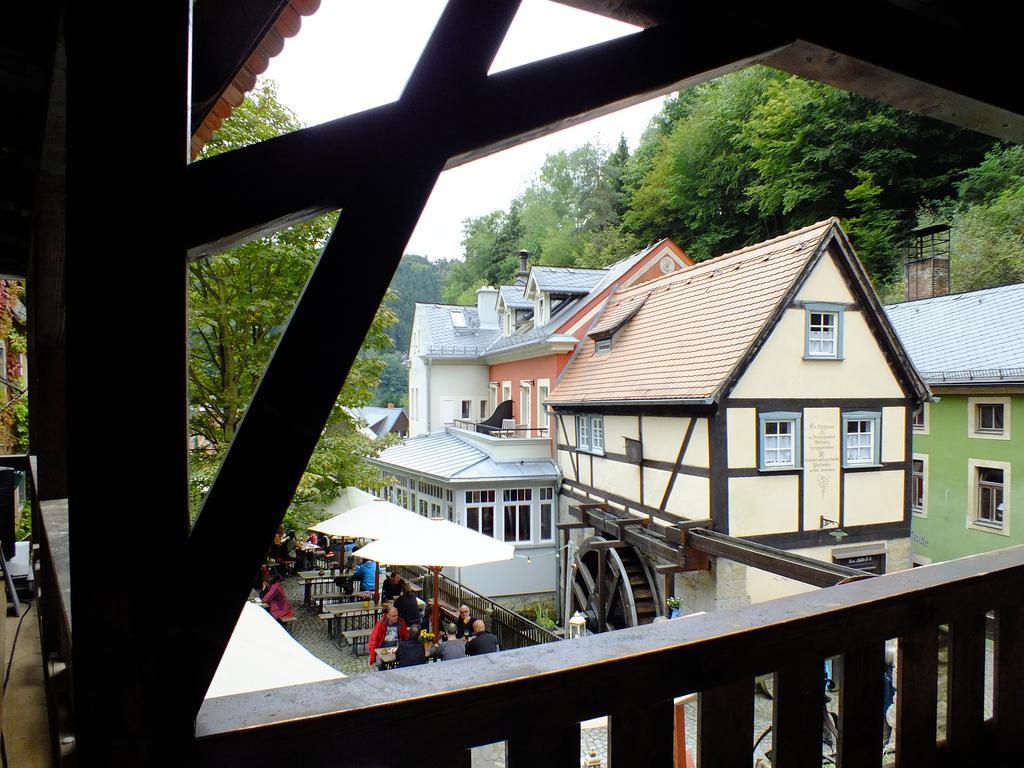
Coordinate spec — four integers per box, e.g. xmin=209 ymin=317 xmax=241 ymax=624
xmin=669 ymin=608 xmax=680 ymax=619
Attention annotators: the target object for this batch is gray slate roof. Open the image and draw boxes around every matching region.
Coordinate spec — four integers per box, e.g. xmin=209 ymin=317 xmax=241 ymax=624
xmin=357 ymin=407 xmax=407 ymax=437
xmin=885 ymin=283 xmax=1024 ymax=383
xmin=483 ymin=242 xmax=661 ymax=356
xmin=418 ymin=303 xmax=502 ymax=358
xmin=499 ymin=284 xmax=533 ymax=310
xmin=369 ymin=430 xmax=558 ymax=482
xmin=530 ymin=266 xmax=607 ymax=294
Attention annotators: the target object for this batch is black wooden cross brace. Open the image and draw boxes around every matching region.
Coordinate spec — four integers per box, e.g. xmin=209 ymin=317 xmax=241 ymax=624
xmin=185 ymin=0 xmax=523 ymax=714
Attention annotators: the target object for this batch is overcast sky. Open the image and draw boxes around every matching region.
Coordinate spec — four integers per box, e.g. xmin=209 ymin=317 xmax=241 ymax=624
xmin=263 ymin=0 xmax=665 ymax=261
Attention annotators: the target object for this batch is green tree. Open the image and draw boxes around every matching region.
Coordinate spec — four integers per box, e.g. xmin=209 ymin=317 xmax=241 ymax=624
xmin=189 ymin=81 xmax=397 ymax=526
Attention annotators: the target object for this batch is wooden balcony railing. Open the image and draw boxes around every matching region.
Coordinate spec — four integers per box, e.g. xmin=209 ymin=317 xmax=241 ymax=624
xmin=392 ymin=564 xmax=561 ymax=649
xmin=194 ymin=545 xmax=1024 ymax=767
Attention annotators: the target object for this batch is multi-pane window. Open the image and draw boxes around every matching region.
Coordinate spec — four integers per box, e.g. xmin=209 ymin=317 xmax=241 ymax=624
xmin=539 ymin=487 xmax=554 ymax=542
xmin=461 ymin=399 xmax=472 ymax=419
xmin=976 ymin=468 xmax=1004 ymax=528
xmin=419 ymin=499 xmax=428 ymax=516
xmin=520 ymin=385 xmax=532 ymax=428
xmin=465 ymin=490 xmax=495 ymax=537
xmin=503 ymin=488 xmax=532 ymax=543
xmin=758 ymin=412 xmax=801 ymax=470
xmin=912 ymin=406 xmax=926 ymax=431
xmin=578 ymin=415 xmax=605 ymax=454
xmin=763 ymin=421 xmax=795 ymax=466
xmin=912 ymin=459 xmax=925 ymax=513
xmin=977 ymin=404 xmax=1004 ymax=433
xmin=537 ymin=383 xmax=550 ymax=432
xmin=418 ymin=481 xmax=443 ymax=499
xmin=808 ymin=312 xmax=837 ymax=357
xmin=430 ymin=503 xmax=442 ymax=518
xmin=842 ymin=412 xmax=880 ymax=466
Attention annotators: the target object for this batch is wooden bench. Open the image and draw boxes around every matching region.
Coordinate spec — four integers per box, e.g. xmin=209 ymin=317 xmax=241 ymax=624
xmin=279 ymin=615 xmax=296 ymax=634
xmin=341 ymin=628 xmax=373 ymax=656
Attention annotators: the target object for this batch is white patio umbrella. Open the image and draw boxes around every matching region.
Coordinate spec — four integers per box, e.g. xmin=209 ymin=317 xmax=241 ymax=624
xmin=354 ymin=518 xmax=514 ymax=634
xmin=310 ymin=498 xmax=433 ymax=603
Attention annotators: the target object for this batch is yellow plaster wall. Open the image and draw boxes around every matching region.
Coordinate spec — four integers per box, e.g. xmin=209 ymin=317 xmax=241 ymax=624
xmin=684 ymin=418 xmax=709 ymax=468
xmin=643 ymin=466 xmax=670 ymax=508
xmin=578 ymin=452 xmax=592 ymax=486
xmin=590 ymin=455 xmax=639 ymax=500
xmin=727 ymin=408 xmax=757 ymax=468
xmin=745 ymin=544 xmax=834 ymax=604
xmin=795 ymin=252 xmax=855 ymax=303
xmin=843 ymin=470 xmax=904 ymax=526
xmin=604 ymin=415 xmax=639 ymax=446
xmin=728 ymin=475 xmax=799 ymax=536
xmin=667 ymin=473 xmax=710 ymax=519
xmin=558 ymin=450 xmax=576 ymax=480
xmin=640 ymin=416 xmax=690 ymax=464
xmin=881 ymin=407 xmax=906 ymax=463
xmin=731 ymin=309 xmax=904 ymax=399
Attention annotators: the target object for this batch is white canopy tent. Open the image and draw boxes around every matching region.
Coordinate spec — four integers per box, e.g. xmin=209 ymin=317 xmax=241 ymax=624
xmin=354 ymin=518 xmax=515 ymax=633
xmin=204 ymin=602 xmax=344 ymax=700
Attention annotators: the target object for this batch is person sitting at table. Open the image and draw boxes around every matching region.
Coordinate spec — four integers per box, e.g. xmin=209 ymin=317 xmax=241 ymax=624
xmin=381 ymin=570 xmax=405 ymax=602
xmin=430 ymin=623 xmax=466 ymax=661
xmin=260 ymin=572 xmax=295 ymax=624
xmin=352 ymin=557 xmax=377 ymax=592
xmin=368 ymin=606 xmax=408 ymax=669
xmin=466 ymin=619 xmax=499 ymax=656
xmin=395 ymin=622 xmax=428 ymax=668
xmin=455 ymin=605 xmax=476 ymax=639
xmin=306 ymin=530 xmax=320 ymax=548
xmin=394 ymin=582 xmax=421 ymax=626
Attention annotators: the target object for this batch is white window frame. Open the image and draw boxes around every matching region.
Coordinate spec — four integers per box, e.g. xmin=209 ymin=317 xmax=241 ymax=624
xmin=537 ymin=379 xmax=550 ymax=434
xmin=842 ymin=411 xmax=881 ymax=467
xmin=967 ymin=458 xmax=1011 ymax=536
xmin=488 ymin=382 xmax=499 ymax=414
xmin=577 ymin=415 xmax=590 ymax=451
xmin=911 ymin=453 xmax=928 ymax=517
xmin=967 ymin=397 xmax=1011 ymax=441
xmin=912 ymin=402 xmax=929 ymax=434
xmin=465 ymin=489 xmax=496 ymax=538
xmin=539 ymin=487 xmax=555 ymax=543
xmin=758 ymin=411 xmax=802 ymax=470
xmin=502 ymin=488 xmax=533 ymax=543
xmin=520 ymin=381 xmax=532 ymax=429
xmin=502 ymin=381 xmax=512 ymax=405
xmin=595 ymin=338 xmax=612 ymax=354
xmin=804 ymin=303 xmax=844 ymax=360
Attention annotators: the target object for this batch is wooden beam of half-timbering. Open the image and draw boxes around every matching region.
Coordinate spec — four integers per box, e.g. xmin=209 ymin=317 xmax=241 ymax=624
xmin=184 ymin=17 xmax=792 ymax=257
xmin=186 ymin=0 xmax=522 ymax=715
xmin=688 ymin=529 xmax=867 ymax=588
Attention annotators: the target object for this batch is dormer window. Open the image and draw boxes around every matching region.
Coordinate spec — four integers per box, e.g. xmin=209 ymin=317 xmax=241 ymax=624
xmin=804 ymin=303 xmax=844 ymax=360
xmin=450 ymin=310 xmax=467 ymax=328
xmin=595 ymin=338 xmax=612 ymax=354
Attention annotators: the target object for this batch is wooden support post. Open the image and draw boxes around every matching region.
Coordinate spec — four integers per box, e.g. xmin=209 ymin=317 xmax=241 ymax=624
xmin=507 ymin=722 xmax=580 ymax=767
xmin=895 ymin=627 xmax=938 ymax=768
xmin=697 ymin=678 xmax=754 ymax=768
xmin=611 ymin=699 xmax=674 ymax=767
xmin=994 ymin=605 xmax=1024 ymax=765
xmin=946 ymin=612 xmax=987 ymax=765
xmin=597 ymin=547 xmax=607 ymax=633
xmin=772 ymin=659 xmax=824 ymax=767
xmin=836 ymin=643 xmax=884 ymax=768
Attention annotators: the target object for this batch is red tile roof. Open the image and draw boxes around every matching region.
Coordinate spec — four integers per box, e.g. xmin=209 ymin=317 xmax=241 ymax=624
xmin=549 ymin=219 xmax=839 ymax=404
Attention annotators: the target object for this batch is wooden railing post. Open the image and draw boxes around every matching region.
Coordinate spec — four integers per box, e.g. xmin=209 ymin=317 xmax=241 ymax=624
xmin=946 ymin=612 xmax=987 ymax=765
xmin=610 ymin=698 xmax=674 ymax=766
xmin=772 ymin=659 xmax=823 ymax=767
xmin=994 ymin=605 xmax=1024 ymax=765
xmin=896 ymin=627 xmax=938 ymax=768
xmin=507 ymin=722 xmax=580 ymax=767
xmin=697 ymin=678 xmax=753 ymax=768
xmin=836 ymin=643 xmax=884 ymax=768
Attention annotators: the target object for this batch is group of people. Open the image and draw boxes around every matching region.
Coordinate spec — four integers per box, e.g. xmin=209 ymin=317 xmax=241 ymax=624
xmin=368 ymin=600 xmax=499 ymax=670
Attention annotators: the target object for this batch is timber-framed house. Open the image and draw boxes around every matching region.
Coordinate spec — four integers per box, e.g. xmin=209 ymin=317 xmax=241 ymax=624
xmin=548 ymin=219 xmax=930 ymax=614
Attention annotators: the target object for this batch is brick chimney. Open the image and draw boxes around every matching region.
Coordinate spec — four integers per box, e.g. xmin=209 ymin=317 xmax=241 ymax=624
xmin=904 ymin=224 xmax=951 ymax=301
xmin=517 ymin=249 xmax=530 ymax=280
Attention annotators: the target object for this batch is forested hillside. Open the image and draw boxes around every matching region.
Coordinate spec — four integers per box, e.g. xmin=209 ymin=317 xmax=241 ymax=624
xmin=379 ymin=66 xmax=1024 ymax=402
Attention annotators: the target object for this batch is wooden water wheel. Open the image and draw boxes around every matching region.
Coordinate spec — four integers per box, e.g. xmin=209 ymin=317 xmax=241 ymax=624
xmin=570 ymin=536 xmax=660 ymax=633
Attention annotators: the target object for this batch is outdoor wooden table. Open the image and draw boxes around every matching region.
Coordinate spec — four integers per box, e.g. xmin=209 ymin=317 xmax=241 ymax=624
xmin=377 ymin=648 xmax=397 ymax=670
xmin=297 ymin=569 xmax=349 ymax=606
xmin=323 ymin=602 xmax=382 ymax=639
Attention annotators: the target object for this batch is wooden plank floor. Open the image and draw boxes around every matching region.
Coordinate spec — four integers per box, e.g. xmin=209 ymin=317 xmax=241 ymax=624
xmin=3 ymin=607 xmax=52 ymax=766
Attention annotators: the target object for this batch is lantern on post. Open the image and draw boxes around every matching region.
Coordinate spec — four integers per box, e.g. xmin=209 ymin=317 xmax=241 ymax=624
xmin=568 ymin=611 xmax=587 ymax=639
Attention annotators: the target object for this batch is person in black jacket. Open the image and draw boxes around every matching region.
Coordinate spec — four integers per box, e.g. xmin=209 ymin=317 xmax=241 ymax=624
xmin=393 ymin=582 xmax=422 ymax=627
xmin=466 ymin=619 xmax=499 ymax=656
xmin=381 ymin=571 xmax=406 ymax=602
xmin=395 ymin=623 xmax=427 ymax=668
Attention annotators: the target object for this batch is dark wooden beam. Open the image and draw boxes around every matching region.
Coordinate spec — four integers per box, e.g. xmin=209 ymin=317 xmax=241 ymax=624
xmin=67 ymin=0 xmax=193 ymax=762
xmin=186 ymin=0 xmax=522 ymax=715
xmin=184 ymin=17 xmax=791 ymax=257
xmin=190 ymin=0 xmax=293 ymax=133
xmin=688 ymin=528 xmax=867 ymax=588
xmin=697 ymin=678 xmax=754 ymax=768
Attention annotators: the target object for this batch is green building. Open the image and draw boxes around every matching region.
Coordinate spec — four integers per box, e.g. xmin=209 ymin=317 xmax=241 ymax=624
xmin=886 ymin=282 xmax=1024 ymax=563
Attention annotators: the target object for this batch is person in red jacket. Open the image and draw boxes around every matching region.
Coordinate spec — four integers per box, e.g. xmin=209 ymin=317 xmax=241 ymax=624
xmin=368 ymin=606 xmax=408 ymax=669
xmin=260 ymin=572 xmax=294 ymax=623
